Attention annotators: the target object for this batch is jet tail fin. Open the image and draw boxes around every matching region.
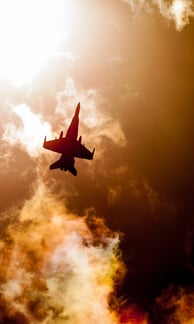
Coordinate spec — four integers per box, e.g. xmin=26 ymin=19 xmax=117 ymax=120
xmin=59 ymin=131 xmax=63 ymax=139
xmin=75 ymin=102 xmax=80 ymax=117
xmin=65 ymin=103 xmax=80 ymax=140
xmin=43 ymin=136 xmax=46 ymax=147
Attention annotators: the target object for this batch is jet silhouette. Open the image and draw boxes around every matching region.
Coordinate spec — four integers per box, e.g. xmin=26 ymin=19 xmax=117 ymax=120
xmin=43 ymin=103 xmax=95 ymax=176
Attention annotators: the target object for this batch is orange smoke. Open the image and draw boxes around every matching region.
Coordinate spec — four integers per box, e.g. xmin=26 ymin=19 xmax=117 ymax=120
xmin=0 ymin=180 xmax=126 ymax=323
xmin=155 ymin=285 xmax=194 ymax=323
xmin=119 ymin=305 xmax=148 ymax=324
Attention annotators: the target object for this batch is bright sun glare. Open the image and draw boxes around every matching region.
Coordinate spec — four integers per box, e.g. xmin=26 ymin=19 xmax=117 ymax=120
xmin=0 ymin=0 xmax=77 ymax=87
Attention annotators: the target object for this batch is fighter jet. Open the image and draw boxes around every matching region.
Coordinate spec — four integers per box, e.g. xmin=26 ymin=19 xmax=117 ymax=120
xmin=43 ymin=103 xmax=95 ymax=176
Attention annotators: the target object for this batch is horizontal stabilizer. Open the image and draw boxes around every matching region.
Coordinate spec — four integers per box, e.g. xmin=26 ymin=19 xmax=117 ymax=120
xmin=49 ymin=159 xmax=62 ymax=170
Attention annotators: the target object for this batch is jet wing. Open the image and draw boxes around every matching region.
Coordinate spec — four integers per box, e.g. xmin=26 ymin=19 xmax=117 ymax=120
xmin=43 ymin=103 xmax=81 ymax=153
xmin=74 ymin=142 xmax=95 ymax=160
xmin=43 ymin=137 xmax=65 ymax=154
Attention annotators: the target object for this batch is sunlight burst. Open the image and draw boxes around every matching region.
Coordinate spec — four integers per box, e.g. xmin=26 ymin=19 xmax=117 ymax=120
xmin=0 ymin=0 xmax=78 ymax=87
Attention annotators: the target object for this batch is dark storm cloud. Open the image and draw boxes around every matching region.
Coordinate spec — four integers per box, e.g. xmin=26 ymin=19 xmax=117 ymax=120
xmin=47 ymin=1 xmax=194 ymax=310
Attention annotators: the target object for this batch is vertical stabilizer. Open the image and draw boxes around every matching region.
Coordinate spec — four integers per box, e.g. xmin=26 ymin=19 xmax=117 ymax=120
xmin=75 ymin=102 xmax=80 ymax=117
xmin=65 ymin=103 xmax=80 ymax=141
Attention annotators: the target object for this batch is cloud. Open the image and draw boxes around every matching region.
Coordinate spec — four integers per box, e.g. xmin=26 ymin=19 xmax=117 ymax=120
xmin=2 ymin=103 xmax=52 ymax=157
xmin=153 ymin=286 xmax=194 ymax=323
xmin=55 ymin=77 xmax=126 ymax=149
xmin=156 ymin=0 xmax=194 ymax=31
xmin=0 ymin=176 xmax=193 ymax=323
xmin=0 ymin=179 xmax=126 ymax=323
xmin=2 ymin=76 xmax=126 ymax=164
xmin=0 ymin=1 xmax=193 ymax=321
xmin=122 ymin=0 xmax=194 ymax=31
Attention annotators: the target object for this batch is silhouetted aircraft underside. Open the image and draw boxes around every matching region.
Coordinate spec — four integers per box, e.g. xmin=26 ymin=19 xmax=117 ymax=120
xmin=43 ymin=103 xmax=95 ymax=176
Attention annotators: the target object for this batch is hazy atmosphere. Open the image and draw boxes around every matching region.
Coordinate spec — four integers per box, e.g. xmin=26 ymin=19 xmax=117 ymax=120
xmin=0 ymin=1 xmax=194 ymax=323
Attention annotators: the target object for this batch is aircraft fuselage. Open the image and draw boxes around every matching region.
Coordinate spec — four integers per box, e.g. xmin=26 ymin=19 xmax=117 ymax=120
xmin=43 ymin=103 xmax=95 ymax=175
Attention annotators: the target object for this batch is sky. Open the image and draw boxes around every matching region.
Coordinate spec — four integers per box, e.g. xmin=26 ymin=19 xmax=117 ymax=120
xmin=0 ymin=0 xmax=194 ymax=323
